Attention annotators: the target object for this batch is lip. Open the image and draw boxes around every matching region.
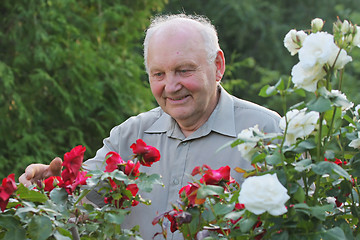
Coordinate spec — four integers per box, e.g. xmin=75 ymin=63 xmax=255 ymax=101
xmin=166 ymin=95 xmax=190 ymax=105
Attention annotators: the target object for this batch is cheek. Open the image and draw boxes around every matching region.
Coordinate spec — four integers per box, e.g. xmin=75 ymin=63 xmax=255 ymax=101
xmin=181 ymin=77 xmax=203 ymax=92
xmin=150 ymin=81 xmax=164 ymax=99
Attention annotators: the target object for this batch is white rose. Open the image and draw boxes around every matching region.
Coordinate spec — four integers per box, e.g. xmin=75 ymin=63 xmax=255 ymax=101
xmin=298 ymin=32 xmax=338 ymax=69
xmin=284 ymin=29 xmax=307 ymax=56
xmin=238 ymin=174 xmax=290 ymax=216
xmin=237 ymin=125 xmax=262 ymax=161
xmin=279 ymin=108 xmax=319 ymax=146
xmin=311 ymin=18 xmax=324 ymax=32
xmin=328 ymin=48 xmax=352 ymax=69
xmin=353 ymin=26 xmax=360 ymax=48
xmin=291 ymin=62 xmax=326 ymax=92
xmin=329 ymin=90 xmax=354 ymax=111
xmin=349 ymin=132 xmax=360 ymax=149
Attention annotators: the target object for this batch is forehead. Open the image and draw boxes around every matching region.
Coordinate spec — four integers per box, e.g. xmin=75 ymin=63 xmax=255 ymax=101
xmin=147 ymin=22 xmax=207 ymax=70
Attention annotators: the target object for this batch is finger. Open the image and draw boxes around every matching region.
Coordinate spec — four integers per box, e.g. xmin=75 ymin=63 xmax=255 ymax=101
xmin=19 ymin=173 xmax=33 ymax=187
xmin=24 ymin=164 xmax=48 ymax=182
xmin=44 ymin=157 xmax=63 ymax=178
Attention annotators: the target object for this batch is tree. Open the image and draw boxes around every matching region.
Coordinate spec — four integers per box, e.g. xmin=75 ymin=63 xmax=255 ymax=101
xmin=0 ymin=0 xmax=167 ymax=178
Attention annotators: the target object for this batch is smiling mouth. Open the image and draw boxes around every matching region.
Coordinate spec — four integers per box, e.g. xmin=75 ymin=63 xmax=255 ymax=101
xmin=166 ymin=95 xmax=190 ymax=104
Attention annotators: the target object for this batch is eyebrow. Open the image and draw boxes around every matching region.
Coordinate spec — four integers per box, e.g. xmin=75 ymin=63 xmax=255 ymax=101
xmin=175 ymin=62 xmax=198 ymax=69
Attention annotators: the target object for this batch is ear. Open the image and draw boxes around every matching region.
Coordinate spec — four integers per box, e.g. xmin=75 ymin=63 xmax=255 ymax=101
xmin=214 ymin=50 xmax=225 ymax=82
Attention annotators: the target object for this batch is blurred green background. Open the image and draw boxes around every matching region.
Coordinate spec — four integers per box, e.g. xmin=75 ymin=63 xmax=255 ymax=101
xmin=1 ymin=0 xmax=360 ymax=179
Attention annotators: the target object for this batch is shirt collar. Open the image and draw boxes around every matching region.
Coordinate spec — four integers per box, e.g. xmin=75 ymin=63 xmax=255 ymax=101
xmin=144 ymin=85 xmax=237 ymax=139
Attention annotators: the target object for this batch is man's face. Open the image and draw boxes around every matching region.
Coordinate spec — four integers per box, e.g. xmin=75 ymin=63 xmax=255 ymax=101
xmin=147 ymin=25 xmax=220 ymax=130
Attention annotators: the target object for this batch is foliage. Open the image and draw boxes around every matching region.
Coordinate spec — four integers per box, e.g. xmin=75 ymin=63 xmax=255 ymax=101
xmin=153 ymin=18 xmax=360 ymax=239
xmin=0 ymin=0 xmax=167 ymax=179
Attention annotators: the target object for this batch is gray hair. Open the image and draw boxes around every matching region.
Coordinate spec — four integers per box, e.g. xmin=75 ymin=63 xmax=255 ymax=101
xmin=143 ymin=14 xmax=220 ymax=73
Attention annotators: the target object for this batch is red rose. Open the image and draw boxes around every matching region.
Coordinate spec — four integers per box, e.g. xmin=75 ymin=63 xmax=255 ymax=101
xmin=130 ymin=139 xmax=160 ymax=167
xmin=0 ymin=174 xmax=17 ymax=212
xmin=179 ymin=182 xmax=204 ymax=207
xmin=60 ymin=168 xmax=87 ymax=194
xmin=164 ymin=209 xmax=192 ymax=233
xmin=125 ymin=160 xmax=140 ymax=177
xmin=192 ymin=165 xmax=234 ymax=185
xmin=61 ymin=168 xmax=75 ymax=184
xmin=43 ymin=176 xmax=62 ymax=192
xmin=202 ymin=165 xmax=233 ymax=185
xmin=69 ymin=171 xmax=89 ymax=192
xmin=62 ymin=145 xmax=86 ymax=177
xmin=105 ymin=151 xmax=125 ymax=173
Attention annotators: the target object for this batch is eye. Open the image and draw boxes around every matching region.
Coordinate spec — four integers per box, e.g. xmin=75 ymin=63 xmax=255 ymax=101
xmin=151 ymin=72 xmax=165 ymax=80
xmin=154 ymin=72 xmax=163 ymax=77
xmin=177 ymin=69 xmax=193 ymax=77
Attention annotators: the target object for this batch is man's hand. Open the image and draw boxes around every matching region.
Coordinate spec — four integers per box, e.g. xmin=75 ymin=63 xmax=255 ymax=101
xmin=18 ymin=157 xmax=63 ymax=187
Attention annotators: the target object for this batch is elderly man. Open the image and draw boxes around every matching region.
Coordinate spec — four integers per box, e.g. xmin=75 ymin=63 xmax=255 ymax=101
xmin=20 ymin=14 xmax=281 ymax=239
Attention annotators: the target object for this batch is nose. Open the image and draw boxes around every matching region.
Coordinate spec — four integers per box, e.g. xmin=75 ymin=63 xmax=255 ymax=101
xmin=164 ymin=73 xmax=182 ymax=93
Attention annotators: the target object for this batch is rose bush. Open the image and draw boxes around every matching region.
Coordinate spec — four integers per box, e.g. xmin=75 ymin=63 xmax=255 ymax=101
xmin=153 ymin=18 xmax=360 ymax=239
xmin=0 ymin=140 xmax=162 ymax=240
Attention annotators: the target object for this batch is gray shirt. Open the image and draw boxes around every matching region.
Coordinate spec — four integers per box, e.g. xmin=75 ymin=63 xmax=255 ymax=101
xmin=84 ymin=86 xmax=281 ymax=239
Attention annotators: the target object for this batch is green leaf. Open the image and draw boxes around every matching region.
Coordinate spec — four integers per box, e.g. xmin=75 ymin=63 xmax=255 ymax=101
xmin=312 ymin=161 xmax=333 ymax=175
xmin=275 ymin=77 xmax=285 ymax=90
xmin=102 ymin=170 xmax=130 ymax=183
xmin=330 ymin=163 xmax=351 ymax=180
xmin=104 ymin=212 xmax=125 ymax=224
xmin=343 ymin=114 xmax=356 ymax=125
xmin=197 ymin=185 xmax=224 ymax=198
xmin=297 ymin=138 xmax=317 ymax=150
xmin=75 ymin=188 xmax=91 ymax=205
xmin=213 ymin=202 xmax=235 ymax=216
xmin=265 ymin=151 xmax=282 ymax=165
xmin=16 ymin=184 xmax=48 ymax=203
xmin=28 ymin=215 xmax=53 ymax=240
xmin=251 ymin=152 xmax=266 ymax=164
xmin=224 ymin=210 xmax=245 ymax=221
xmin=293 ymin=203 xmax=311 ymax=215
xmin=136 ymin=173 xmax=163 ymax=192
xmin=49 ymin=188 xmax=69 ymax=205
xmin=310 ymin=204 xmax=334 ymax=221
xmin=259 ymin=85 xmax=277 ymax=97
xmin=293 ymin=185 xmax=305 ymax=203
xmin=53 ymin=229 xmax=72 ymax=240
xmin=294 ymin=159 xmax=312 ymax=172
xmin=0 ymin=214 xmax=26 ymax=240
xmin=307 ymin=96 xmax=332 ymax=113
xmin=312 ymin=161 xmax=350 ymax=180
xmin=239 ymin=215 xmax=258 ymax=233
xmin=320 ymin=227 xmax=346 ymax=240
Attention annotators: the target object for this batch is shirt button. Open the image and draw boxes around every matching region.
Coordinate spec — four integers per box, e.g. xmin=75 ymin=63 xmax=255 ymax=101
xmin=173 ymin=178 xmax=179 ymax=185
